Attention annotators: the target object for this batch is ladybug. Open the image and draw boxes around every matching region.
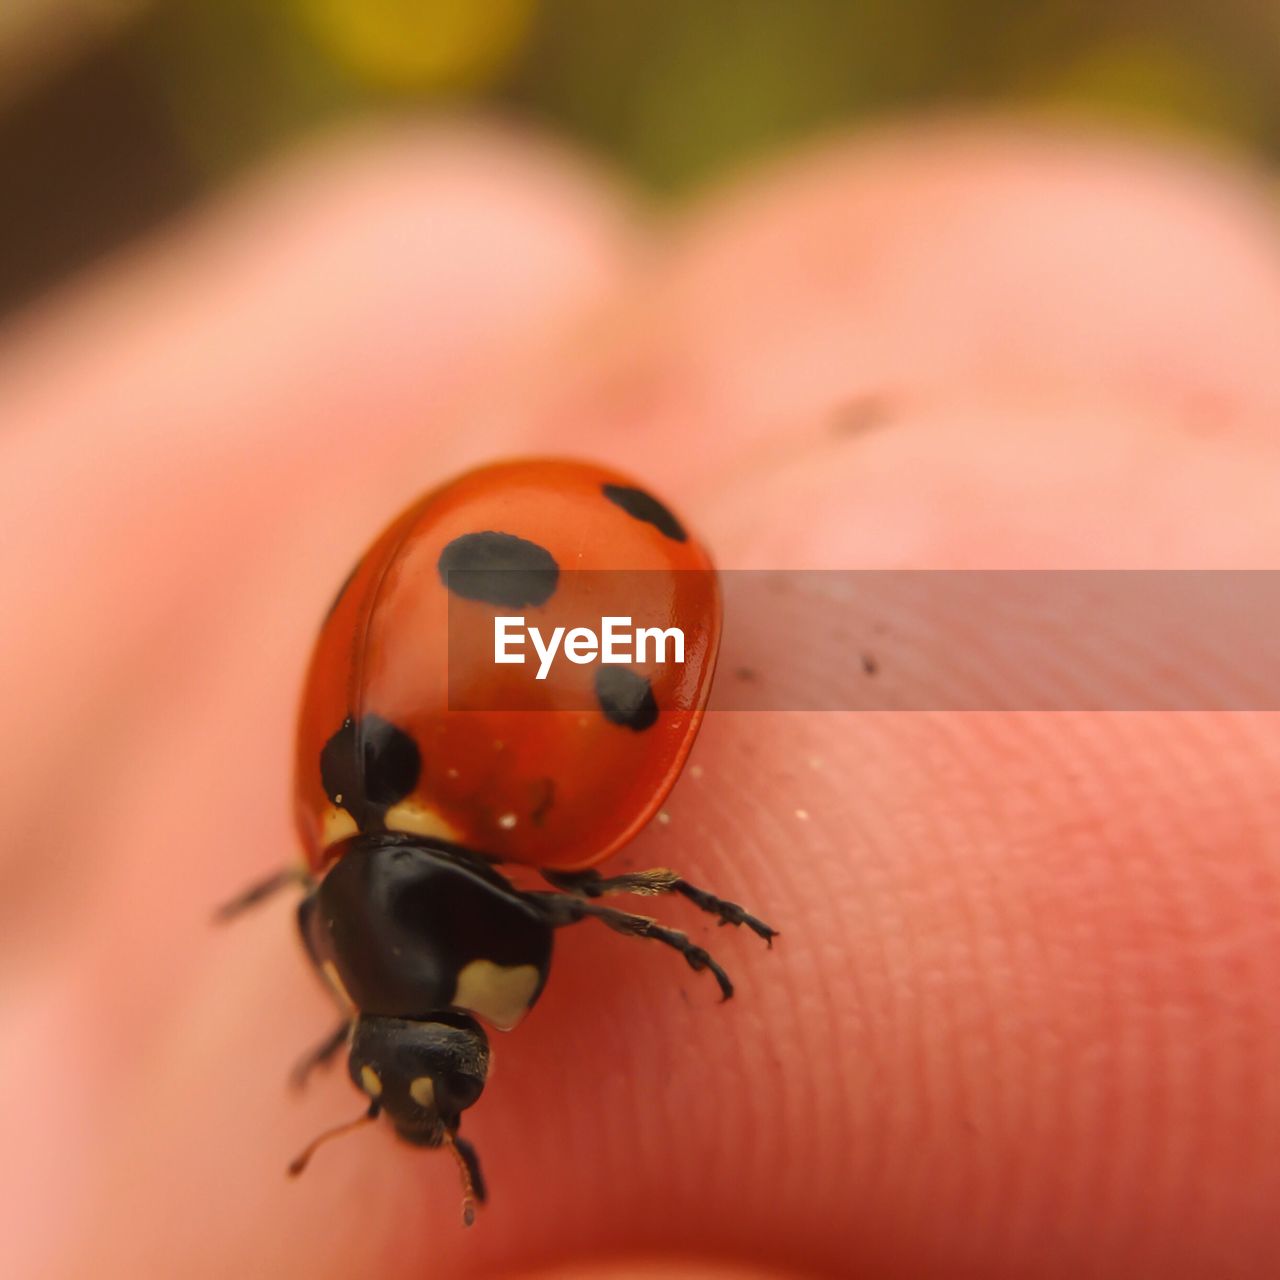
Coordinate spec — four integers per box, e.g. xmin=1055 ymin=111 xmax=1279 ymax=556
xmin=219 ymin=458 xmax=774 ymax=1222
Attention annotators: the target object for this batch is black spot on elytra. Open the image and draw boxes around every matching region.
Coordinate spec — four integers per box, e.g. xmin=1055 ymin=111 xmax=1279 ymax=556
xmin=438 ymin=532 xmax=559 ymax=607
xmin=861 ymin=652 xmax=879 ymax=676
xmin=595 ymin=666 xmax=658 ymax=731
xmin=601 ymin=484 xmax=687 ymax=542
xmin=321 ymin=713 xmax=421 ymax=830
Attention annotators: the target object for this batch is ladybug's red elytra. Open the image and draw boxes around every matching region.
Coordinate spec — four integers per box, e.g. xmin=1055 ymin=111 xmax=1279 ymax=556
xmin=219 ymin=458 xmax=775 ymax=1223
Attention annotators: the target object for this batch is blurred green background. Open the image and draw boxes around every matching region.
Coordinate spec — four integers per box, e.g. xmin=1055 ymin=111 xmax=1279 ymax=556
xmin=3 ymin=0 xmax=1278 ymax=317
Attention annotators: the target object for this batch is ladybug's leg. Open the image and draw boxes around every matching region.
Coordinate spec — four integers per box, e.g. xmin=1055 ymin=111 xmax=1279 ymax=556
xmin=526 ymin=892 xmax=735 ymax=1000
xmin=214 ymin=866 xmax=310 ymax=921
xmin=289 ymin=1021 xmax=351 ymax=1091
xmin=541 ymin=868 xmax=776 ymax=944
xmin=289 ymin=892 xmax=356 ymax=1089
xmin=453 ymin=1134 xmax=487 ymax=1207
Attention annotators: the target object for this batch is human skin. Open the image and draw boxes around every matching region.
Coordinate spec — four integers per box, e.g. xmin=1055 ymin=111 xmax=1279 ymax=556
xmin=3 ymin=118 xmax=1280 ymax=1279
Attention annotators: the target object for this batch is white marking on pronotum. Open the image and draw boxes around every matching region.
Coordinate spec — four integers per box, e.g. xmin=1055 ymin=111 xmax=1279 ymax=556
xmin=321 ymin=961 xmax=356 ymax=1013
xmin=453 ymin=960 xmax=540 ymax=1032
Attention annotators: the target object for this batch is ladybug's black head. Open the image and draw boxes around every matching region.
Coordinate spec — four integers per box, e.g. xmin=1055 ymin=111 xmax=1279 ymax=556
xmin=343 ymin=1011 xmax=490 ymax=1221
xmin=348 ymin=1011 xmax=490 ymax=1144
xmin=289 ymin=1011 xmax=490 ymax=1221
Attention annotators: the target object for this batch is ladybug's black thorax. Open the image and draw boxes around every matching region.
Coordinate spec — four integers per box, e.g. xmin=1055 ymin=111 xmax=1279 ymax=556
xmin=301 ymin=834 xmax=553 ymax=1030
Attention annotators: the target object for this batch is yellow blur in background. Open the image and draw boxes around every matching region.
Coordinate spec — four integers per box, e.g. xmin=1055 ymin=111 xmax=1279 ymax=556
xmin=292 ymin=0 xmax=537 ymax=92
xmin=3 ymin=0 xmax=1279 ymax=316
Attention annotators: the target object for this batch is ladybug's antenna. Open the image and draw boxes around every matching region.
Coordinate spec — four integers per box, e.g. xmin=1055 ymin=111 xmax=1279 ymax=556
xmin=287 ymin=1101 xmax=380 ymax=1177
xmin=441 ymin=1128 xmax=485 ymax=1226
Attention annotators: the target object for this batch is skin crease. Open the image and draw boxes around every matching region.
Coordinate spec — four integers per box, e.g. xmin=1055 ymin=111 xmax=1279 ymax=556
xmin=3 ymin=117 xmax=1280 ymax=1279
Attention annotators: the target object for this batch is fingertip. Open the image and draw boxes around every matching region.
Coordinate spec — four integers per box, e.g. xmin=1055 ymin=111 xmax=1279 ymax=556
xmin=507 ymin=1260 xmax=811 ymax=1280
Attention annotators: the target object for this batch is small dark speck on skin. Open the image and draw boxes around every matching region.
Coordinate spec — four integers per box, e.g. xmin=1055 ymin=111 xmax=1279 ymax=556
xmin=831 ymin=392 xmax=893 ymax=437
xmin=861 ymin=652 xmax=879 ymax=676
xmin=734 ymin=666 xmax=758 ymax=683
